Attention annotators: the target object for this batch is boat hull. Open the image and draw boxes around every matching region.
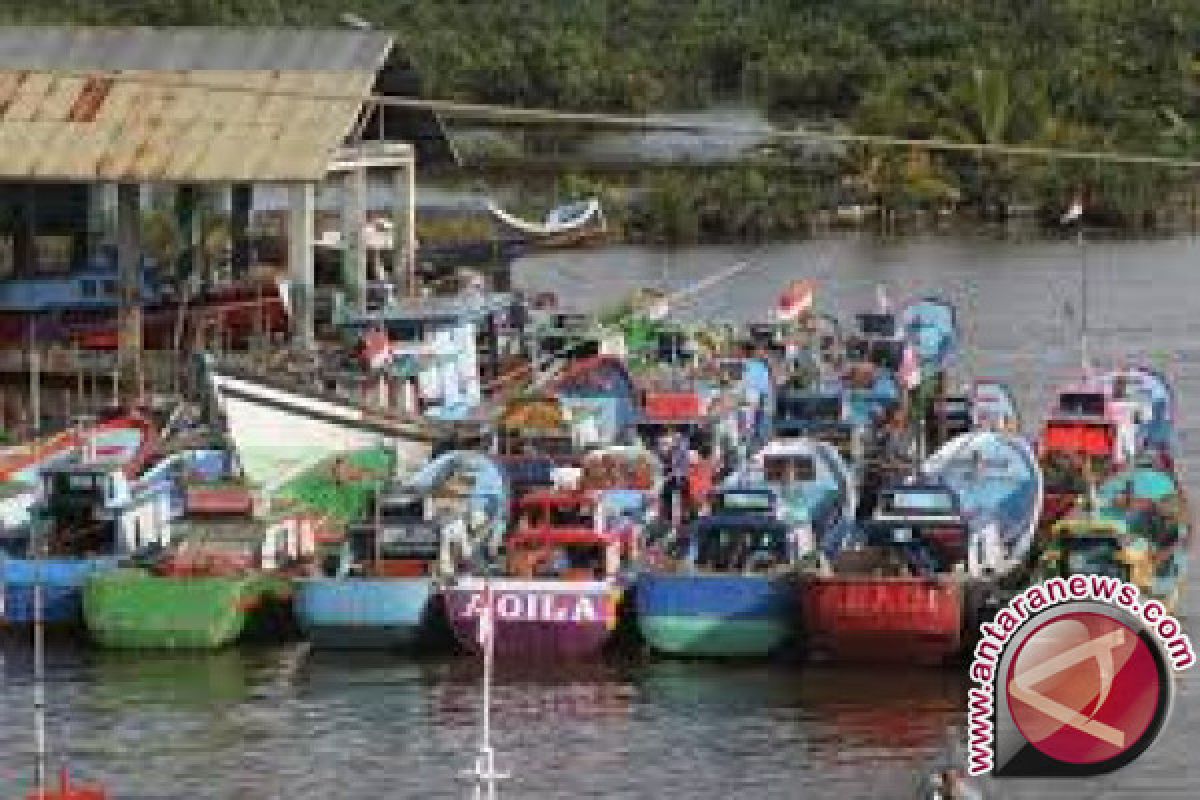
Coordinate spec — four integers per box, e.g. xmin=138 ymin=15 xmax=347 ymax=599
xmin=294 ymin=577 xmax=436 ymax=649
xmin=83 ymin=570 xmax=293 ymax=650
xmin=635 ymin=572 xmax=797 ymax=658
xmin=1 ymin=558 xmax=117 ymax=627
xmin=443 ymin=579 xmax=621 ymax=660
xmin=801 ymin=577 xmax=963 ymax=665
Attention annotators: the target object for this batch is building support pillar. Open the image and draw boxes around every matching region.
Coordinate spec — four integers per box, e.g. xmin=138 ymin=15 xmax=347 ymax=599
xmin=342 ymin=165 xmax=367 ymax=314
xmin=288 ymin=182 xmax=316 ymax=349
xmin=175 ymin=185 xmax=198 ymax=286
xmin=392 ymin=154 xmax=417 ymax=296
xmin=231 ymin=183 xmax=253 ymax=280
xmin=116 ymin=183 xmax=143 ymax=400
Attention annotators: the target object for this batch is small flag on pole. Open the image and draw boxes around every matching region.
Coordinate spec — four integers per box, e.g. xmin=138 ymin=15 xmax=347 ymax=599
xmin=899 ymin=344 xmax=922 ymax=390
xmin=1061 ymin=196 xmax=1084 ymax=225
xmin=875 ymin=283 xmax=891 ymax=313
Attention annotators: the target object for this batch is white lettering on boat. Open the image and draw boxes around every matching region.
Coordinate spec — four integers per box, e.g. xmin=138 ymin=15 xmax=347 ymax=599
xmin=459 ymin=590 xmax=604 ymax=623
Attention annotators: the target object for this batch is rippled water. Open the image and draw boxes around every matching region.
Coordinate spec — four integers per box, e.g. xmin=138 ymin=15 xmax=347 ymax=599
xmin=2 ymin=230 xmax=1197 ymax=798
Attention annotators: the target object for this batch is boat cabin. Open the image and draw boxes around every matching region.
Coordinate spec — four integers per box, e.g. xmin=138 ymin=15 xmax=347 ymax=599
xmin=683 ymin=516 xmax=794 ymax=573
xmin=850 ymin=484 xmax=969 ymax=575
xmin=40 ymin=461 xmax=174 ymax=558
xmin=514 ymin=488 xmax=640 ymax=561
xmin=340 ymin=291 xmax=518 ymax=417
xmin=160 ymin=513 xmax=318 ymax=576
xmin=856 ymin=312 xmax=897 ymax=340
xmin=774 ymin=391 xmax=862 ymax=465
xmin=709 ymin=486 xmax=777 ymax=517
xmin=505 ymin=528 xmax=622 ymax=581
xmin=1055 ymin=388 xmax=1109 ymax=419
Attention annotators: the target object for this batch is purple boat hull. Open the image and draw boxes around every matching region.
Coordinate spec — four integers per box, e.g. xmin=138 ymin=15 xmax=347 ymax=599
xmin=443 ymin=579 xmax=622 ymax=660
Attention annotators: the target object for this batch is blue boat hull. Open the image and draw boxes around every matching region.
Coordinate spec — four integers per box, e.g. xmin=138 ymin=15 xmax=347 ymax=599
xmin=294 ymin=577 xmax=438 ymax=649
xmin=635 ymin=572 xmax=798 ymax=658
xmin=1 ymin=558 xmax=117 ymax=626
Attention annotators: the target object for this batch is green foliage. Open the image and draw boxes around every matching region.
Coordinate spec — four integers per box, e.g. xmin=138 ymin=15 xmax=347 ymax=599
xmin=11 ymin=1 xmax=1200 ymax=223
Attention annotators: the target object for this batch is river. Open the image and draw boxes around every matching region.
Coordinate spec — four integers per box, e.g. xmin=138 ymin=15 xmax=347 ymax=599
xmin=1 ymin=230 xmax=1196 ymax=798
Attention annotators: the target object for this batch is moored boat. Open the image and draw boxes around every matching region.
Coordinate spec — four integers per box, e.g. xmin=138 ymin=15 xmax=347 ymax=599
xmin=1039 ymin=463 xmax=1189 ymax=612
xmin=638 ymin=435 xmax=855 ymax=659
xmin=82 ymin=510 xmax=314 ymax=650
xmin=293 ymin=449 xmax=507 ymax=649
xmin=443 ymin=488 xmax=633 ymax=659
xmin=801 ymin=482 xmax=970 ymax=664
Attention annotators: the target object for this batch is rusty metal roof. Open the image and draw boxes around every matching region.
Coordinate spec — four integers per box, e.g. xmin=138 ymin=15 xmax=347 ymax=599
xmin=0 ymin=28 xmax=393 ymax=183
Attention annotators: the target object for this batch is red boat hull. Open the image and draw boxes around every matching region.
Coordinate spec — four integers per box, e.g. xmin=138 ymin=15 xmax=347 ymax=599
xmin=443 ymin=580 xmax=622 ymax=660
xmin=801 ymin=577 xmax=964 ymax=665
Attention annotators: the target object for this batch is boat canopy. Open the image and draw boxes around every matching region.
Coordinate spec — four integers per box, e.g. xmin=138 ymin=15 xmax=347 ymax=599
xmin=689 ymin=517 xmax=792 ymax=572
xmin=1041 ymin=418 xmax=1115 ymax=457
xmin=900 ymin=298 xmax=958 ymax=375
xmin=922 ymin=431 xmax=1043 ymax=570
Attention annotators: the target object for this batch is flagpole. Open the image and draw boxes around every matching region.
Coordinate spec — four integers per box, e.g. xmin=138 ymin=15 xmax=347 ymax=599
xmin=1078 ymin=223 xmax=1089 ymax=374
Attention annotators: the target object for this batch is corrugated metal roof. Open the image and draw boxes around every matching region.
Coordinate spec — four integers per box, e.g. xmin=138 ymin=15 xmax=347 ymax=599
xmin=0 ymin=27 xmax=393 ymax=72
xmin=0 ymin=28 xmax=393 ymax=182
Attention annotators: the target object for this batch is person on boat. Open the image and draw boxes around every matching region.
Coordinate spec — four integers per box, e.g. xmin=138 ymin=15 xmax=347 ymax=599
xmin=661 ymin=429 xmax=691 ymax=529
xmin=778 ymin=463 xmax=815 ymax=559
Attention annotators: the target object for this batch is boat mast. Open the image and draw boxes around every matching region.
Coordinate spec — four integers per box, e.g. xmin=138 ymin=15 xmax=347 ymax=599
xmin=1078 ymin=222 xmax=1089 ymax=374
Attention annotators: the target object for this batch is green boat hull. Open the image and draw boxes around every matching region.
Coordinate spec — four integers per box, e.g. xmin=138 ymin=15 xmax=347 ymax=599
xmin=639 ymin=615 xmax=791 ymax=658
xmin=83 ymin=569 xmax=293 ymax=650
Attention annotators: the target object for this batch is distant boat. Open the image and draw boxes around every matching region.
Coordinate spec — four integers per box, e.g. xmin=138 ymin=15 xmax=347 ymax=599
xmin=486 ymin=197 xmax=609 ymax=248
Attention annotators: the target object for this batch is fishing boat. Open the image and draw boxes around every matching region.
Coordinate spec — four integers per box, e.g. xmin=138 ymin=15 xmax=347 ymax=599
xmin=494 ymin=393 xmax=600 ymax=505
xmin=802 ymin=482 xmax=971 ymax=664
xmin=1036 ymin=378 xmax=1127 ymax=530
xmin=773 ymin=388 xmax=865 ymax=472
xmin=443 ymin=487 xmax=636 ymax=659
xmin=636 ymin=486 xmax=803 ymax=658
xmin=1040 ymin=464 xmax=1189 ymax=612
xmin=898 ymin=297 xmax=959 ymax=384
xmin=921 ymin=430 xmax=1043 ymax=580
xmin=637 ymin=439 xmax=854 ymax=658
xmin=203 ymin=291 xmax=511 ymax=489
xmin=82 ymin=511 xmax=308 ymax=650
xmin=1 ymin=416 xmax=162 ymax=628
xmin=486 ymin=197 xmax=610 ymax=249
xmin=968 ymin=380 xmax=1020 ymax=432
xmin=1099 ymin=365 xmax=1177 ymax=463
xmin=294 ymin=450 xmax=507 ymax=649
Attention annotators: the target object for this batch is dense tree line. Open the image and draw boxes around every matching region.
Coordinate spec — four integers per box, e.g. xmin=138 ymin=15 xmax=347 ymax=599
xmin=8 ymin=1 xmax=1200 ymax=233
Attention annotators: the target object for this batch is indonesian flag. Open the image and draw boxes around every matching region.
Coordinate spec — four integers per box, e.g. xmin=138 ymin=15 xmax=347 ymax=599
xmin=899 ymin=343 xmax=922 ymax=390
xmin=477 ymin=581 xmax=494 ymax=649
xmin=359 ymin=326 xmax=391 ymax=371
xmin=1061 ymin=196 xmax=1084 ymax=225
xmin=774 ymin=279 xmax=815 ymax=322
xmin=875 ymin=283 xmax=891 ymax=313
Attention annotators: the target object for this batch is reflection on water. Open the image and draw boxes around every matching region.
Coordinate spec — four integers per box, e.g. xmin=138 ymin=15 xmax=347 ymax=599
xmin=1 ymin=232 xmax=1198 ymax=798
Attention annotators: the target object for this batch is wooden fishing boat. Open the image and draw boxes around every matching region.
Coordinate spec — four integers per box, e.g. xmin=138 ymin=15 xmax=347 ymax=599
xmin=294 ymin=450 xmax=507 ymax=649
xmin=921 ymin=430 xmax=1043 ymax=580
xmin=801 ymin=482 xmax=970 ymax=664
xmin=1039 ymin=464 xmax=1189 ymax=612
xmin=1 ymin=416 xmax=163 ymax=628
xmin=82 ymin=509 xmax=314 ymax=649
xmin=637 ymin=439 xmax=855 ymax=659
xmin=1036 ymin=378 xmax=1127 ymax=531
xmin=443 ymin=513 xmax=628 ymax=659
